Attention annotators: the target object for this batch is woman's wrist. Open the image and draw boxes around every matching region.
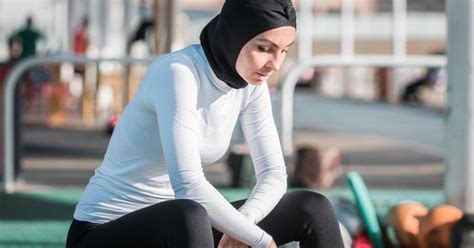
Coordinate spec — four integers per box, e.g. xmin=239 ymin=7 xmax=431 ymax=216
xmin=267 ymin=239 xmax=277 ymax=248
xmin=240 ymin=211 xmax=257 ymax=224
xmin=239 ymin=207 xmax=261 ymax=224
xmin=257 ymin=232 xmax=273 ymax=248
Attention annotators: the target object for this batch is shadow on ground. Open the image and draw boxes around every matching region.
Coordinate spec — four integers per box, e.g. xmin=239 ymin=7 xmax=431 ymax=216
xmin=0 ymin=192 xmax=76 ymax=220
xmin=0 ymin=191 xmax=78 ymax=247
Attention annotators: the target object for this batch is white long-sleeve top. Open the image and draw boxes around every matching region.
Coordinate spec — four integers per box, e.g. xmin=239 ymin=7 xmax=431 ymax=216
xmin=73 ymin=44 xmax=287 ymax=248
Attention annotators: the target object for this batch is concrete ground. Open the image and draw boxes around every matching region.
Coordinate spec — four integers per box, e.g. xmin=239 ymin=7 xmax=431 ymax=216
xmin=17 ymin=124 xmax=443 ymax=190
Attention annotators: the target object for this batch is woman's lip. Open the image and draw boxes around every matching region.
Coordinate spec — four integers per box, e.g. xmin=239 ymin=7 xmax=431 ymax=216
xmin=255 ymin=72 xmax=270 ymax=81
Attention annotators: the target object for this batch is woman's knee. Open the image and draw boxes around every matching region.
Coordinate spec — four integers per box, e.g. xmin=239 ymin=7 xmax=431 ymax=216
xmin=170 ymin=199 xmax=213 ymax=246
xmin=286 ymin=190 xmax=335 ymax=218
xmin=170 ymin=199 xmax=210 ymax=226
xmin=172 ymin=199 xmax=208 ymax=217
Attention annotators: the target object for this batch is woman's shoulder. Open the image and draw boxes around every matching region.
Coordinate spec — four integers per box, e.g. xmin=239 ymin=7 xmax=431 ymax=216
xmin=148 ymin=45 xmax=201 ymax=75
xmin=143 ymin=45 xmax=202 ymax=93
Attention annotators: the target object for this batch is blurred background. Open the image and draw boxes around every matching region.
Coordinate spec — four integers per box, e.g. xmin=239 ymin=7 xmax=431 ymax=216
xmin=0 ymin=0 xmax=447 ymax=111
xmin=2 ymin=0 xmax=473 ymax=247
xmin=0 ymin=0 xmax=448 ymax=186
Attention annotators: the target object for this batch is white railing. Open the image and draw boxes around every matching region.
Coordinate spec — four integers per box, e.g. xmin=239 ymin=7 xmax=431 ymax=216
xmin=288 ymin=0 xmax=443 ymax=155
xmin=279 ymin=55 xmax=447 ymax=156
xmin=2 ymin=55 xmax=154 ymax=193
xmin=297 ymin=0 xmax=409 ymax=60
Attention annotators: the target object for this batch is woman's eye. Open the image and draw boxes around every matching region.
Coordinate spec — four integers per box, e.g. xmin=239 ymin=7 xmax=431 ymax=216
xmin=257 ymin=46 xmax=270 ymax=52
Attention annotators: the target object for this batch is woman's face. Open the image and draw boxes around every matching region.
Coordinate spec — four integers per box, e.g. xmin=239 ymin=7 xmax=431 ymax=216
xmin=236 ymin=26 xmax=296 ymax=85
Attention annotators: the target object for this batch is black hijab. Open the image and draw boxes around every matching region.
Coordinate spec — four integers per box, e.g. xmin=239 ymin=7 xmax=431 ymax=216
xmin=200 ymin=0 xmax=297 ymax=89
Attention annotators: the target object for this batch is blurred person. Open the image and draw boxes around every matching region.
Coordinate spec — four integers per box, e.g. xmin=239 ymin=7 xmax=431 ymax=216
xmin=7 ymin=16 xmax=46 ymax=110
xmin=383 ymin=201 xmax=429 ymax=247
xmin=126 ymin=0 xmax=154 ymax=55
xmin=66 ymin=0 xmax=344 ymax=247
xmin=400 ymin=67 xmax=445 ymax=105
xmin=418 ymin=204 xmax=463 ymax=248
xmin=8 ymin=16 xmax=45 ymax=60
xmin=73 ymin=17 xmax=89 ymax=80
xmin=73 ymin=17 xmax=89 ymax=57
xmin=72 ymin=17 xmax=89 ymax=117
xmin=383 ymin=203 xmax=463 ymax=248
xmin=7 ymin=35 xmax=22 ymax=63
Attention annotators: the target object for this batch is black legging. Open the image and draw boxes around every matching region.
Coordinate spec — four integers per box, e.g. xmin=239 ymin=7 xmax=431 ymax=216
xmin=66 ymin=190 xmax=344 ymax=248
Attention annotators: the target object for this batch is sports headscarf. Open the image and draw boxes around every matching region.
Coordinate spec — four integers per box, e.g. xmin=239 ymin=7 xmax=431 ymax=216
xmin=200 ymin=0 xmax=297 ymax=89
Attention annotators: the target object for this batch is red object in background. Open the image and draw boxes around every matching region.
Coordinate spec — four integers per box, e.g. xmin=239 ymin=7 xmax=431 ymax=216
xmin=107 ymin=114 xmax=120 ymax=135
xmin=41 ymin=84 xmax=68 ymax=98
xmin=74 ymin=26 xmax=88 ymax=55
xmin=353 ymin=232 xmax=374 ymax=248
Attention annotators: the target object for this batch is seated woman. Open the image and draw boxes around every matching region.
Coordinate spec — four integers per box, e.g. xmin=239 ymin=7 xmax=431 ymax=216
xmin=66 ymin=0 xmax=344 ymax=247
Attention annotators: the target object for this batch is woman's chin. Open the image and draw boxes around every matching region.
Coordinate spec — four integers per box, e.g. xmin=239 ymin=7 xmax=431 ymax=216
xmin=248 ymin=80 xmax=265 ymax=85
xmin=241 ymin=75 xmax=266 ymax=85
xmin=246 ymin=77 xmax=266 ymax=85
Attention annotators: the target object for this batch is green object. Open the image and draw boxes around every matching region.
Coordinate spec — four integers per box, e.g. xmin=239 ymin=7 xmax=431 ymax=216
xmin=8 ymin=26 xmax=44 ymax=58
xmin=347 ymin=171 xmax=385 ymax=248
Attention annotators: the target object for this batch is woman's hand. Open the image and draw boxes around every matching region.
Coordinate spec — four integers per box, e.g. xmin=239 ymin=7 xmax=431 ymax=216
xmin=267 ymin=240 xmax=277 ymax=248
xmin=218 ymin=234 xmax=248 ymax=247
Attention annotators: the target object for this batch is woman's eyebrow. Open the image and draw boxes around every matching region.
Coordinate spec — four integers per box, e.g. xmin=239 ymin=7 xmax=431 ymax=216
xmin=256 ymin=38 xmax=294 ymax=49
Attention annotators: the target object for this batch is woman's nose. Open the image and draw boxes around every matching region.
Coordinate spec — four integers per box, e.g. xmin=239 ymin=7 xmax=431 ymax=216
xmin=266 ymin=55 xmax=283 ymax=71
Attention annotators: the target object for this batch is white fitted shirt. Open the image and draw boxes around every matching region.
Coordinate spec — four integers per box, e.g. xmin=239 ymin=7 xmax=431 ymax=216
xmin=73 ymin=44 xmax=287 ymax=248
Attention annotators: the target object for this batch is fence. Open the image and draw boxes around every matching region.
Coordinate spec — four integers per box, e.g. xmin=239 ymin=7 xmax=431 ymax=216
xmin=2 ymin=55 xmax=154 ymax=193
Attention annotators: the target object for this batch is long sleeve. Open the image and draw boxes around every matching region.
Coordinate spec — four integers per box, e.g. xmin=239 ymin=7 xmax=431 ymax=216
xmin=238 ymin=83 xmax=288 ymax=224
xmin=145 ymin=60 xmax=272 ymax=248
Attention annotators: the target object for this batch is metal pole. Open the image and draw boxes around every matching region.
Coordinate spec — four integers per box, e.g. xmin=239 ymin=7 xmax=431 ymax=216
xmin=391 ymin=0 xmax=407 ymax=104
xmin=123 ymin=0 xmax=132 ymax=40
xmin=341 ymin=0 xmax=354 ymax=57
xmin=123 ymin=0 xmax=132 ymax=108
xmin=93 ymin=61 xmax=100 ymax=120
xmin=392 ymin=0 xmax=407 ymax=58
xmin=446 ymin=0 xmax=474 ymax=246
xmin=445 ymin=0 xmax=474 ymax=214
xmin=298 ymin=0 xmax=313 ymax=60
xmin=92 ymin=0 xmax=107 ymax=52
xmin=165 ymin=0 xmax=176 ymax=53
xmin=67 ymin=0 xmax=75 ymax=52
xmin=281 ymin=61 xmax=308 ymax=155
xmin=340 ymin=0 xmax=354 ymax=97
xmin=153 ymin=0 xmax=166 ymax=54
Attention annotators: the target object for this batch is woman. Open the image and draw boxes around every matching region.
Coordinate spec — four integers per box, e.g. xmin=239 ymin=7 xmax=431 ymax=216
xmin=66 ymin=0 xmax=343 ymax=247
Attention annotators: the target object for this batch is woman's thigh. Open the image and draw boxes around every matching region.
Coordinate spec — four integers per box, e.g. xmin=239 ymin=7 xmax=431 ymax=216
xmin=70 ymin=199 xmax=213 ymax=248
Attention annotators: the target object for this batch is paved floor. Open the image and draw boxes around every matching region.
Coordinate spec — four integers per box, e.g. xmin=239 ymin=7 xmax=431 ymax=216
xmin=19 ymin=126 xmax=443 ymax=190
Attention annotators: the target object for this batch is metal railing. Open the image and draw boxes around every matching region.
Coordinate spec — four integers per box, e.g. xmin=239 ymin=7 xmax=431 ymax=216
xmin=279 ymin=54 xmax=447 ymax=156
xmin=297 ymin=0 xmax=410 ymax=60
xmin=3 ymin=55 xmax=154 ymax=193
xmin=2 ymin=56 xmax=449 ymax=192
